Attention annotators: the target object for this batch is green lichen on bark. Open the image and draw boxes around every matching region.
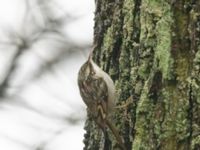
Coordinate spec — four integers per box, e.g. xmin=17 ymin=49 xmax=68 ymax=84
xmin=139 ymin=0 xmax=173 ymax=80
xmin=133 ymin=80 xmax=154 ymax=149
xmin=133 ymin=0 xmax=174 ymax=149
xmin=133 ymin=0 xmax=196 ymax=149
xmin=83 ymin=0 xmax=200 ymax=150
xmin=191 ymin=46 xmax=200 ymax=149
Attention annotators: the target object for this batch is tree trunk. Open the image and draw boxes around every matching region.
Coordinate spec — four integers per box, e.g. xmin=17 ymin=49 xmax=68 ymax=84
xmin=83 ymin=0 xmax=200 ymax=150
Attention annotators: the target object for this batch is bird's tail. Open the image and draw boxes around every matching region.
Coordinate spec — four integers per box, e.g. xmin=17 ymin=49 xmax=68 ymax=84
xmin=105 ymin=118 xmax=126 ymax=150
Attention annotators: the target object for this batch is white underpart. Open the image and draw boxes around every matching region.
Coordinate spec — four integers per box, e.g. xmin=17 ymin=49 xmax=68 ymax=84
xmin=90 ymin=60 xmax=116 ymax=112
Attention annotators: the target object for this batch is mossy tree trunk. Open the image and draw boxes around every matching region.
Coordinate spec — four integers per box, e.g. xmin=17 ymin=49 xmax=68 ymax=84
xmin=83 ymin=0 xmax=200 ymax=150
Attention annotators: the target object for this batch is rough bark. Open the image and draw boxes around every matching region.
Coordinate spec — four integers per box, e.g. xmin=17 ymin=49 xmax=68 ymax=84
xmin=83 ymin=0 xmax=200 ymax=150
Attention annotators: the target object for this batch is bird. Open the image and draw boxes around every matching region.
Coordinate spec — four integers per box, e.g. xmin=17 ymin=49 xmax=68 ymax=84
xmin=77 ymin=48 xmax=126 ymax=150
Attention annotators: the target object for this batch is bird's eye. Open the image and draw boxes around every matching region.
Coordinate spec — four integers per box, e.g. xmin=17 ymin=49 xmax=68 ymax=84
xmin=91 ymin=71 xmax=95 ymax=75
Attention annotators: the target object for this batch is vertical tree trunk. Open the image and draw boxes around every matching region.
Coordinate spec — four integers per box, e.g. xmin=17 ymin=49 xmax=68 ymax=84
xmin=83 ymin=0 xmax=200 ymax=150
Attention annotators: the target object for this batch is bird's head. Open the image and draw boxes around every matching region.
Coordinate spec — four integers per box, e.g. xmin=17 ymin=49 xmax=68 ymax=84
xmin=78 ymin=55 xmax=96 ymax=83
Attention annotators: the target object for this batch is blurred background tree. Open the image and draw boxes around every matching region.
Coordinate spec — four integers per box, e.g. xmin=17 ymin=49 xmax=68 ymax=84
xmin=0 ymin=0 xmax=94 ymax=149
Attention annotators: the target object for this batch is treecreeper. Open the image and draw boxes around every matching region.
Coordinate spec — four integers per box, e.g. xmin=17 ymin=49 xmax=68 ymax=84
xmin=77 ymin=47 xmax=126 ymax=150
